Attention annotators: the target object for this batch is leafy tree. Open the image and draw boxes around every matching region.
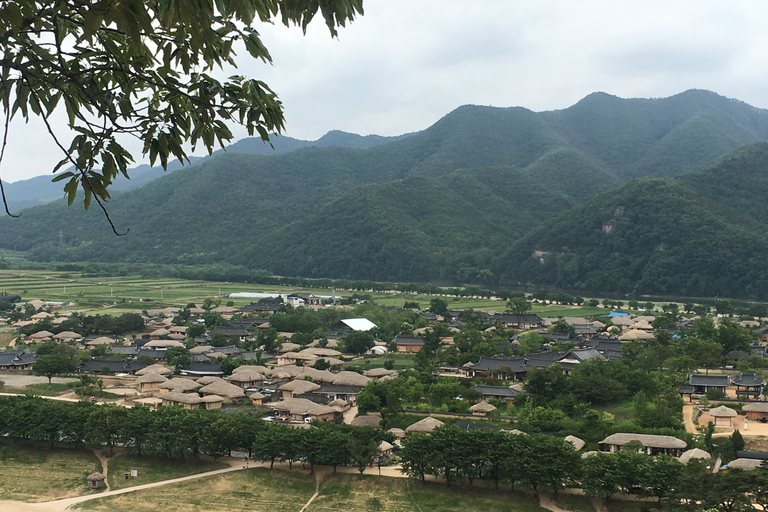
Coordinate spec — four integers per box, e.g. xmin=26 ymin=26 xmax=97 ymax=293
xmin=506 ymin=296 xmax=532 ymax=315
xmin=32 ymin=344 xmax=77 ymax=384
xmin=516 ymin=330 xmax=544 ymax=354
xmin=523 ymin=364 xmax=567 ymax=403
xmin=0 ymin=0 xmax=363 ymax=223
xmin=401 ymin=432 xmax=435 ymax=484
xmin=429 ymin=298 xmax=449 ymax=317
xmin=341 ymin=331 xmax=375 ymax=355
xmin=186 ymin=323 xmax=206 ymax=339
xmin=403 ymin=301 xmax=420 ymax=310
xmin=85 ymin=404 xmax=127 ymax=455
xmin=731 ymin=429 xmax=745 ymax=452
xmin=165 ymin=346 xmax=191 ymax=373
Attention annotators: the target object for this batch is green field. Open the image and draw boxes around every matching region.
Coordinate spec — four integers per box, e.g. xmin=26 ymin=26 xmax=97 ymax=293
xmin=106 ymin=453 xmax=228 ymax=490
xmin=0 ymin=269 xmax=624 ymax=319
xmin=0 ymin=443 xmax=102 ymax=502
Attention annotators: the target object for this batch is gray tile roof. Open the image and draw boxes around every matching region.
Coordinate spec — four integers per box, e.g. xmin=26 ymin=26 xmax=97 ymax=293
xmin=688 ymin=374 xmax=730 ymax=387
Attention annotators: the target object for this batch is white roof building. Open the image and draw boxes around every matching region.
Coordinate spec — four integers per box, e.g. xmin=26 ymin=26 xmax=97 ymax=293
xmin=341 ymin=318 xmax=377 ymax=331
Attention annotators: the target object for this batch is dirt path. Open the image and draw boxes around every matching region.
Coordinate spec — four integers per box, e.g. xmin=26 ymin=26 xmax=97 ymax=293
xmin=342 ymin=405 xmax=358 ymax=424
xmin=299 ymin=467 xmax=330 ymax=512
xmin=0 ymin=462 xmax=250 ymax=512
xmin=683 ymin=404 xmax=698 ymax=433
xmin=90 ymin=448 xmax=119 ymax=492
xmin=538 ymin=493 xmax=574 ymax=512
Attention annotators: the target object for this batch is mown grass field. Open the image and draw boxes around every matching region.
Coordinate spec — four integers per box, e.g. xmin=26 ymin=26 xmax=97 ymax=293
xmin=106 ymin=453 xmax=228 ymax=490
xmin=0 ymin=443 xmax=102 ymax=502
xmin=77 ymin=468 xmax=318 ymax=512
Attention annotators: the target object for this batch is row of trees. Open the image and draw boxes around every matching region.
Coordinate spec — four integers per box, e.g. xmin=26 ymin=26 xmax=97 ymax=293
xmin=0 ymin=396 xmax=390 ymax=468
xmin=401 ymin=425 xmax=763 ymax=510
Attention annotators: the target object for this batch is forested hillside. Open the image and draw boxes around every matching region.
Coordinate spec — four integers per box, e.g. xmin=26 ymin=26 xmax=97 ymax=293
xmin=502 ymin=144 xmax=768 ymax=299
xmin=3 ymin=90 xmax=768 ymax=297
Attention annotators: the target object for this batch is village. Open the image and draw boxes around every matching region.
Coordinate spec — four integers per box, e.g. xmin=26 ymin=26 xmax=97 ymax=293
xmin=1 ymin=287 xmax=768 ymax=511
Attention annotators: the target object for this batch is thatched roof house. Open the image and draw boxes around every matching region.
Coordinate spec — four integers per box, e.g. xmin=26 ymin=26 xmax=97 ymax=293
xmin=136 ymin=364 xmax=173 ymax=376
xmin=196 ymin=375 xmax=224 ymax=385
xmin=469 ymin=401 xmax=496 ymax=416
xmin=331 ymin=371 xmax=370 ymax=388
xmin=279 ymin=380 xmax=321 ymax=399
xmin=198 ymin=380 xmax=245 ymax=401
xmin=727 ymin=458 xmax=763 ymax=471
xmin=709 ymin=405 xmax=738 ymax=428
xmin=364 ymin=368 xmax=392 ymax=378
xmin=388 ymin=428 xmax=406 ymax=439
xmin=144 ymin=339 xmax=184 ymax=349
xmin=159 ymin=377 xmax=198 ymax=393
xmin=84 ymin=336 xmax=114 ymax=347
xmin=679 ymin=448 xmax=711 ymax=464
xmin=600 ymin=433 xmax=686 ymax=456
xmin=268 ymin=398 xmax=338 ymax=422
xmin=350 ymin=415 xmax=382 ymax=428
xmin=161 ymin=391 xmax=224 ymax=410
xmin=405 ymin=417 xmax=444 ymax=433
xmin=226 ymin=368 xmax=265 ymax=388
xmin=137 ymin=371 xmax=168 ymax=392
xmin=86 ymin=473 xmax=106 ymax=489
xmin=565 ymin=435 xmax=585 ymax=451
xmin=743 ymin=402 xmax=768 ymax=421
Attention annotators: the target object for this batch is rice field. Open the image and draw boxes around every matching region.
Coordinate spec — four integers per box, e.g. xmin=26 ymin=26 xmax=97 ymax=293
xmin=0 ymin=268 xmax=617 ymax=319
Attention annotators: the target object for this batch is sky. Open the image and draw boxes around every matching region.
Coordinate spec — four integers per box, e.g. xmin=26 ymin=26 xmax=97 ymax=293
xmin=4 ymin=0 xmax=768 ymax=183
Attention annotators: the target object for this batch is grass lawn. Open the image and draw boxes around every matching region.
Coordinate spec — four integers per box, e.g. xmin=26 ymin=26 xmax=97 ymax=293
xmin=592 ymin=399 xmax=650 ymax=422
xmin=77 ymin=468 xmax=317 ymax=512
xmin=362 ymin=356 xmax=415 ymax=370
xmin=551 ymin=494 xmax=598 ymax=512
xmin=106 ymin=453 xmax=228 ymax=490
xmin=0 ymin=330 xmax=15 ymax=348
xmin=9 ymin=382 xmax=75 ymax=396
xmin=308 ymin=473 xmax=546 ymax=512
xmin=0 ymin=443 xmax=102 ymax=502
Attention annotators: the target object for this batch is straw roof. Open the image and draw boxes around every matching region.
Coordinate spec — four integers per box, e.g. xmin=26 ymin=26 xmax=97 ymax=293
xmin=198 ymin=380 xmax=246 ymax=399
xmin=250 ymin=392 xmax=265 ymax=399
xmin=350 ymin=415 xmax=382 ymax=428
xmin=727 ymin=458 xmax=763 ymax=471
xmin=378 ymin=441 xmax=394 ymax=452
xmin=137 ymin=372 xmax=168 ymax=384
xmin=619 ymin=330 xmax=655 ymax=340
xmin=233 ymin=365 xmax=269 ymax=374
xmin=600 ymin=433 xmax=687 ymax=449
xmin=280 ymin=352 xmax=318 ymax=361
xmin=273 ymin=365 xmax=303 ymax=378
xmin=301 ymin=368 xmax=336 ymax=383
xmin=743 ymin=403 xmax=768 ymax=413
xmin=136 ymin=364 xmax=173 ymax=376
xmin=144 ymin=339 xmax=184 ymax=348
xmin=364 ymin=368 xmax=392 ymax=378
xmin=279 ymin=380 xmax=321 ymax=394
xmin=226 ymin=369 xmax=265 ymax=383
xmin=150 ymin=328 xmax=171 ymax=337
xmin=709 ymin=406 xmax=738 ymax=418
xmin=269 ymin=398 xmax=333 ymax=416
xmin=196 ymin=376 xmax=224 ymax=385
xmin=85 ymin=336 xmax=114 ymax=346
xmin=299 ymin=347 xmax=342 ymax=357
xmin=201 ymin=395 xmax=224 ymax=403
xmin=29 ymin=330 xmax=54 ymax=339
xmin=679 ymin=448 xmax=711 ymax=464
xmin=331 ymin=371 xmax=370 ymax=387
xmin=328 ymin=399 xmax=349 ymax=408
xmin=272 ymin=372 xmax=292 ymax=382
xmin=405 ymin=417 xmax=444 ymax=433
xmin=190 ymin=345 xmax=213 ymax=354
xmin=470 ymin=401 xmax=497 ymax=414
xmin=54 ymin=331 xmax=81 ymax=340
xmin=159 ymin=378 xmax=198 ymax=392
xmin=278 ymin=342 xmax=301 ymax=353
xmin=388 ymin=428 xmax=406 ymax=439
xmin=162 ymin=391 xmax=202 ymax=405
xmin=168 ymin=333 xmax=187 ymax=340
xmin=87 ymin=473 xmax=106 ymax=481
xmin=322 ymin=357 xmax=345 ymax=366
xmin=581 ymin=451 xmax=599 ymax=459
xmin=565 ymin=435 xmax=585 ymax=451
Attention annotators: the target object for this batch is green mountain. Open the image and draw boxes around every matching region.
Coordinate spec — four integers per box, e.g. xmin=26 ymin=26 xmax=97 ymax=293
xmin=4 ymin=90 xmax=768 ymax=297
xmin=501 ymin=143 xmax=768 ymax=299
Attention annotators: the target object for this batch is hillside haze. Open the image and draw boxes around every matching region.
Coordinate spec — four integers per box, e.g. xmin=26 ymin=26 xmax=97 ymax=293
xmin=3 ymin=90 xmax=768 ymax=298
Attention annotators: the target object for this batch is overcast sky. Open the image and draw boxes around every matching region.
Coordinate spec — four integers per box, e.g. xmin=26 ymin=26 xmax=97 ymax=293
xmin=5 ymin=0 xmax=768 ymax=183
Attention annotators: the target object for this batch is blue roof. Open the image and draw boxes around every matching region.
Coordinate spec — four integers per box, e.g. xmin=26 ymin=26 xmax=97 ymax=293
xmin=608 ymin=312 xmax=629 ymax=317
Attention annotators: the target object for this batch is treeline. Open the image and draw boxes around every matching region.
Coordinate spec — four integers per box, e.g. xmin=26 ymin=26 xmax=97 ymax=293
xmin=0 ymin=396 xmax=390 ymax=469
xmin=402 ymin=425 xmax=765 ymax=510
